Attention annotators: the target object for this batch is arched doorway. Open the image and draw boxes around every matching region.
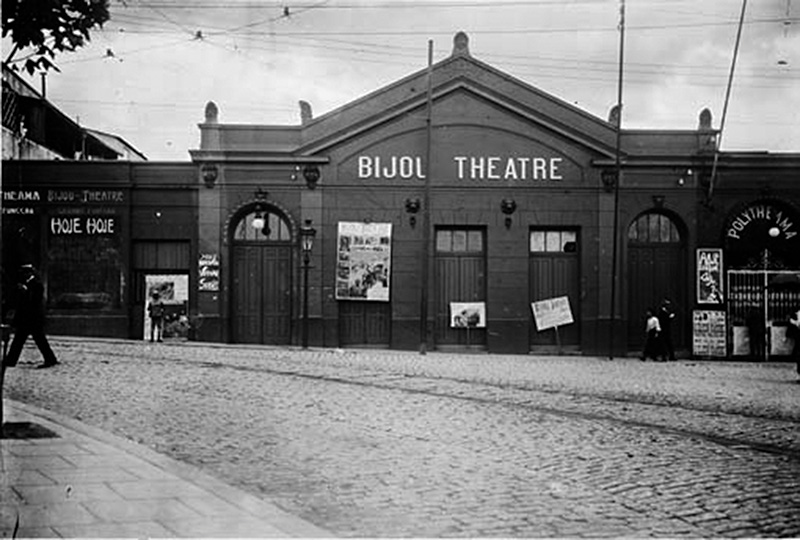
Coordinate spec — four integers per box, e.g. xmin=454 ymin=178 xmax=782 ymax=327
xmin=723 ymin=198 xmax=800 ymax=358
xmin=626 ymin=211 xmax=687 ymax=353
xmin=230 ymin=207 xmax=294 ymax=344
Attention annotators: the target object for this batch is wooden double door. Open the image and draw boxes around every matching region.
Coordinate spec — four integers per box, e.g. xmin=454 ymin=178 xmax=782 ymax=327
xmin=626 ymin=212 xmax=686 ymax=352
xmin=232 ymin=244 xmax=293 ymax=344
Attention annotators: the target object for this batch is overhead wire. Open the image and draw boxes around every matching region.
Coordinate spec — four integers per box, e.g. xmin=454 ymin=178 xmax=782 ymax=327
xmin=10 ymin=0 xmax=797 ymax=154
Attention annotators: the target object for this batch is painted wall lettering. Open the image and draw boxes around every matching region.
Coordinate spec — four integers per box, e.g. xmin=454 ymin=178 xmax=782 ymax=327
xmin=726 ymin=204 xmax=797 ymax=240
xmin=453 ymin=156 xmax=562 ymax=181
xmin=356 ymin=154 xmax=565 ymax=181
xmin=47 ymin=189 xmax=125 ymax=203
xmin=50 ymin=216 xmax=116 ymax=235
xmin=2 ymin=190 xmax=40 ymax=202
xmin=358 ymin=156 xmax=426 ymax=179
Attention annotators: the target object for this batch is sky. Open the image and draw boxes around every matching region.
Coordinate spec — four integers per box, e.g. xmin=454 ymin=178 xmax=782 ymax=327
xmin=4 ymin=0 xmax=799 ymax=161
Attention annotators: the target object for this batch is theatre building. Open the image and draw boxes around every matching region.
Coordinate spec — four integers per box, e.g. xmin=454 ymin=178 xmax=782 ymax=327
xmin=2 ymin=32 xmax=799 ymax=359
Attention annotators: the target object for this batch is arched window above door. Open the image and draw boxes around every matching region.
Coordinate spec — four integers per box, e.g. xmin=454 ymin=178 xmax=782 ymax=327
xmin=628 ymin=213 xmax=681 ymax=244
xmin=233 ymin=210 xmax=292 ymax=242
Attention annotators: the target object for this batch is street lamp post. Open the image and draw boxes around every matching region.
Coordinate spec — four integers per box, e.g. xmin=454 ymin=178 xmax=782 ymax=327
xmin=299 ymin=219 xmax=316 ymax=349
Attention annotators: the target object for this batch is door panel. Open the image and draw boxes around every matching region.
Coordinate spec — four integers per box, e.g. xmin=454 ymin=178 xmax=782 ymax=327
xmin=339 ymin=301 xmax=391 ymax=346
xmin=435 ymin=255 xmax=487 ymax=346
xmin=627 ymin=245 xmax=684 ymax=350
xmin=232 ymin=244 xmax=292 ymax=345
xmin=529 ymin=255 xmax=580 ymax=347
xmin=262 ymin=247 xmax=292 ymax=344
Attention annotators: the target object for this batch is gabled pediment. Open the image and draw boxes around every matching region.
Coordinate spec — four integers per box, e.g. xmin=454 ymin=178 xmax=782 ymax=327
xmin=195 ymin=32 xmax=713 ymax=164
xmin=296 ymin=33 xmax=619 ymax=159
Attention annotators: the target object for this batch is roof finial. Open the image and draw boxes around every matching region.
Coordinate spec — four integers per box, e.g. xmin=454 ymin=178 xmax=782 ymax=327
xmin=204 ymin=101 xmax=218 ymax=124
xmin=299 ymin=100 xmax=313 ymax=125
xmin=698 ymin=108 xmax=713 ymax=130
xmin=452 ymin=31 xmax=470 ymax=57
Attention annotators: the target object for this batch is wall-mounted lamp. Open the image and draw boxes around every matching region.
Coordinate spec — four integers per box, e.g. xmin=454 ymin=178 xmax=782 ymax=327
xmin=251 ymin=188 xmax=270 ymax=234
xmin=601 ymin=170 xmax=617 ymax=193
xmin=677 ymin=168 xmax=692 ymax=187
xmin=500 ymin=198 xmax=517 ymax=229
xmin=302 ymin=165 xmax=321 ymax=190
xmin=201 ymin=163 xmax=218 ymax=188
xmin=405 ymin=197 xmax=421 ymax=227
xmin=251 ymin=211 xmax=265 ymax=231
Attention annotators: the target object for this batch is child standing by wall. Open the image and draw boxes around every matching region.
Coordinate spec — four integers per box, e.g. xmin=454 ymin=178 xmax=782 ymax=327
xmin=641 ymin=308 xmax=662 ymax=361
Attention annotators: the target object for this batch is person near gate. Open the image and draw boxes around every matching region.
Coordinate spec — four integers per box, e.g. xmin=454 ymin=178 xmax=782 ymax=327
xmin=657 ymin=297 xmax=677 ymax=361
xmin=147 ymin=291 xmax=165 ymax=342
xmin=641 ymin=308 xmax=662 ymax=361
xmin=2 ymin=264 xmax=59 ymax=369
xmin=788 ymin=307 xmax=800 ymax=380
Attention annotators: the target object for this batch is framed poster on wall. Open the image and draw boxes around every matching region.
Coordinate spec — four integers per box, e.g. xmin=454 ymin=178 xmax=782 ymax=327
xmin=450 ymin=302 xmax=486 ymax=328
xmin=692 ymin=309 xmax=727 ymax=357
xmin=335 ymin=222 xmax=392 ymax=301
xmin=697 ymin=248 xmax=724 ymax=304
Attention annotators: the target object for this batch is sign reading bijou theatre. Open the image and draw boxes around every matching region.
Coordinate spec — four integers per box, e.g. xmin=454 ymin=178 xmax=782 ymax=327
xmin=357 ymin=154 xmax=565 ymax=181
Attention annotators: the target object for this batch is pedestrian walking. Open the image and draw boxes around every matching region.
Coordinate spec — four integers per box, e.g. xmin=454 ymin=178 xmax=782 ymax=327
xmin=746 ymin=308 xmax=766 ymax=360
xmin=147 ymin=292 xmax=165 ymax=342
xmin=788 ymin=307 xmax=800 ymax=380
xmin=657 ymin=297 xmax=677 ymax=361
xmin=641 ymin=308 xmax=662 ymax=361
xmin=2 ymin=264 xmax=59 ymax=369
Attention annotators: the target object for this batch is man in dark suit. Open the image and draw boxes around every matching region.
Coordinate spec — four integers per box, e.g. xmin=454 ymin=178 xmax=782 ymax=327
xmin=2 ymin=265 xmax=59 ymax=369
xmin=657 ymin=297 xmax=677 ymax=361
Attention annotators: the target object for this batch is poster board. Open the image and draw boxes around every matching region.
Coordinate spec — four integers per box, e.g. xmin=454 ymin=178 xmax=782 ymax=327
xmin=450 ymin=302 xmax=486 ymax=328
xmin=198 ymin=253 xmax=220 ymax=292
xmin=771 ymin=326 xmax=795 ymax=356
xmin=531 ymin=296 xmax=574 ymax=331
xmin=697 ymin=248 xmax=724 ymax=304
xmin=335 ymin=222 xmax=392 ymax=301
xmin=692 ymin=310 xmax=727 ymax=357
xmin=143 ymin=274 xmax=189 ymax=340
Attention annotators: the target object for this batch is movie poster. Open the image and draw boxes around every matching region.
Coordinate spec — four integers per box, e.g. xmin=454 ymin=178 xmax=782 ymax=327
xmin=697 ymin=248 xmax=724 ymax=304
xmin=335 ymin=222 xmax=392 ymax=301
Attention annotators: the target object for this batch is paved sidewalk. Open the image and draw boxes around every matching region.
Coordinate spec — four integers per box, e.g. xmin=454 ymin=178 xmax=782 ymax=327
xmin=1 ymin=399 xmax=332 ymax=538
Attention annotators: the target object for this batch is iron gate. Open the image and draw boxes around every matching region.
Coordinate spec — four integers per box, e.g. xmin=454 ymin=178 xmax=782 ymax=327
xmin=727 ymin=270 xmax=800 ymax=358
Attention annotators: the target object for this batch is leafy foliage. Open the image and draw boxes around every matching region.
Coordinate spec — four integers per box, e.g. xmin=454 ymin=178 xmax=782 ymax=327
xmin=2 ymin=0 xmax=110 ymax=74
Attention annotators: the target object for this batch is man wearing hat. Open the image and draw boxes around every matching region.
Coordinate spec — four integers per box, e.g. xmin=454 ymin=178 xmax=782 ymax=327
xmin=3 ymin=264 xmax=59 ymax=369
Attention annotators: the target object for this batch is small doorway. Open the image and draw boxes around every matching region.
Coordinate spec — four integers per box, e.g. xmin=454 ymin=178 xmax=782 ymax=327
xmin=434 ymin=228 xmax=487 ymax=349
xmin=230 ymin=208 xmax=294 ymax=345
xmin=529 ymin=229 xmax=581 ymax=351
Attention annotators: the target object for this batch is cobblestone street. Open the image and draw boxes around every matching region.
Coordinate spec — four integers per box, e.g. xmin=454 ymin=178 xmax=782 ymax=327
xmin=4 ymin=337 xmax=800 ymax=537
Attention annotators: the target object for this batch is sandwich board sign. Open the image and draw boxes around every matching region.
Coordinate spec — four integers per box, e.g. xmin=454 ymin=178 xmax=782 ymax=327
xmin=531 ymin=296 xmax=574 ymax=331
xmin=531 ymin=296 xmax=574 ymax=352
